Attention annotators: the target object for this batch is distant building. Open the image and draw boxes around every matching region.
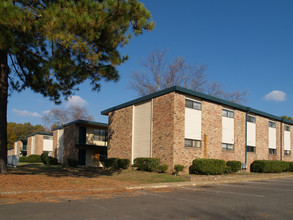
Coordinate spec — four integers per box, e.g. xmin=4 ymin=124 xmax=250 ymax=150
xmin=101 ymin=86 xmax=293 ymax=172
xmin=52 ymin=120 xmax=108 ymax=167
xmin=27 ymin=132 xmax=53 ymax=156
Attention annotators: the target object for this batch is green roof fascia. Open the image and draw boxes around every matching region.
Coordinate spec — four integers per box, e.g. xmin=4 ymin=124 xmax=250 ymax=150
xmin=53 ymin=120 xmax=108 ymax=131
xmin=101 ymin=86 xmax=293 ymax=125
xmin=27 ymin=132 xmax=53 ymax=138
xmin=14 ymin=138 xmax=27 ymax=143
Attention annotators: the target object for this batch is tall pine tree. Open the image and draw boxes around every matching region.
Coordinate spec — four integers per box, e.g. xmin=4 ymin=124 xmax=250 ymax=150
xmin=0 ymin=0 xmax=154 ymax=174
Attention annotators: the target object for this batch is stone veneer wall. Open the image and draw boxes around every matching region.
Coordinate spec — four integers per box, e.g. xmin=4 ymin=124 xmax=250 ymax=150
xmin=34 ymin=135 xmax=44 ymax=155
xmin=107 ymin=106 xmax=133 ymax=160
xmin=62 ymin=124 xmax=79 ymax=164
xmin=152 ymin=93 xmax=176 ymax=170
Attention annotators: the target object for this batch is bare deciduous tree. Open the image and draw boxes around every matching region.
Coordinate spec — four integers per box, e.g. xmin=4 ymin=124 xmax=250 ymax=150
xmin=42 ymin=105 xmax=94 ymax=129
xmin=129 ymin=49 xmax=248 ymax=104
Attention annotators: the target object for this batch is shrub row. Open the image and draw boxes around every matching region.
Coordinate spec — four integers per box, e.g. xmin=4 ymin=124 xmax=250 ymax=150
xmin=19 ymin=155 xmax=42 ymax=163
xmin=105 ymin=158 xmax=130 ymax=170
xmin=133 ymin=157 xmax=169 ymax=173
xmin=191 ymin=159 xmax=242 ymax=175
xmin=41 ymin=152 xmax=58 ymax=165
xmin=250 ymin=160 xmax=293 ymax=173
xmin=67 ymin=158 xmax=79 ymax=167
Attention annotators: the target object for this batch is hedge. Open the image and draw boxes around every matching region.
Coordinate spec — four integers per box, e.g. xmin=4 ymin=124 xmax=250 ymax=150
xmin=41 ymin=152 xmax=49 ymax=164
xmin=19 ymin=155 xmax=42 ymax=163
xmin=174 ymin=164 xmax=184 ymax=175
xmin=67 ymin=158 xmax=78 ymax=167
xmin=104 ymin=158 xmax=120 ymax=169
xmin=134 ymin=157 xmax=161 ymax=172
xmin=250 ymin=160 xmax=290 ymax=173
xmin=117 ymin=159 xmax=130 ymax=169
xmin=226 ymin=160 xmax=241 ymax=173
xmin=158 ymin=164 xmax=168 ymax=173
xmin=192 ymin=158 xmax=226 ymax=175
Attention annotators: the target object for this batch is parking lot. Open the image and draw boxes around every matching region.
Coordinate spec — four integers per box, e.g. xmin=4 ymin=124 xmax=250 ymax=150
xmin=1 ymin=177 xmax=293 ymax=219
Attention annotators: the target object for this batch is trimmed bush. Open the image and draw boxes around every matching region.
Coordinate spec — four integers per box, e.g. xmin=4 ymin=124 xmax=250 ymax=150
xmin=117 ymin=159 xmax=130 ymax=169
xmin=41 ymin=152 xmax=49 ymax=164
xmin=48 ymin=157 xmax=58 ymax=165
xmin=105 ymin=158 xmax=120 ymax=169
xmin=250 ymin=160 xmax=290 ymax=173
xmin=192 ymin=158 xmax=226 ymax=175
xmin=226 ymin=160 xmax=241 ymax=173
xmin=224 ymin=166 xmax=232 ymax=174
xmin=67 ymin=158 xmax=78 ymax=167
xmin=288 ymin=162 xmax=293 ymax=172
xmin=19 ymin=155 xmax=42 ymax=163
xmin=174 ymin=164 xmax=184 ymax=175
xmin=158 ymin=164 xmax=168 ymax=173
xmin=134 ymin=157 xmax=161 ymax=172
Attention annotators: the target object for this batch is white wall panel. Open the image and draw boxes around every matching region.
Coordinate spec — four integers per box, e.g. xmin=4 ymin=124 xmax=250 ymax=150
xmin=57 ymin=129 xmax=64 ymax=163
xmin=284 ymin=130 xmax=291 ymax=151
xmin=247 ymin=122 xmax=256 ymax=146
xmin=31 ymin=136 xmax=35 ymax=154
xmin=269 ymin=127 xmax=276 ymax=149
xmin=43 ymin=139 xmax=53 ymax=151
xmin=185 ymin=107 xmax=201 ymax=140
xmin=222 ymin=117 xmax=234 ymax=144
xmin=133 ymin=101 xmax=152 ymax=160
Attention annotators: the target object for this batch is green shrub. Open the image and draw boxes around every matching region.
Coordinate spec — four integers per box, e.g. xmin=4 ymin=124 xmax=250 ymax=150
xmin=67 ymin=158 xmax=78 ymax=167
xmin=48 ymin=157 xmax=58 ymax=165
xmin=19 ymin=155 xmax=42 ymax=163
xmin=226 ymin=160 xmax=241 ymax=173
xmin=158 ymin=164 xmax=168 ymax=173
xmin=41 ymin=152 xmax=49 ymax=164
xmin=117 ymin=159 xmax=130 ymax=169
xmin=174 ymin=164 xmax=184 ymax=175
xmin=192 ymin=158 xmax=226 ymax=175
xmin=134 ymin=157 xmax=161 ymax=172
xmin=104 ymin=158 xmax=120 ymax=169
xmin=250 ymin=160 xmax=290 ymax=173
xmin=288 ymin=162 xmax=293 ymax=172
xmin=224 ymin=166 xmax=232 ymax=174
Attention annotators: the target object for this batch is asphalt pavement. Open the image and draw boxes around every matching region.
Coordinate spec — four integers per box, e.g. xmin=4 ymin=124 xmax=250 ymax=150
xmin=1 ymin=177 xmax=293 ymax=219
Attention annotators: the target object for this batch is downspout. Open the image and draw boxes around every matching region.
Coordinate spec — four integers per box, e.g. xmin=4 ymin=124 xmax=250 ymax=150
xmin=280 ymin=119 xmax=283 ymax=161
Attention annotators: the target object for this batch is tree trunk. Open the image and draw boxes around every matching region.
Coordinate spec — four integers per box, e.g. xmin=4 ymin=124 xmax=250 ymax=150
xmin=0 ymin=50 xmax=8 ymax=174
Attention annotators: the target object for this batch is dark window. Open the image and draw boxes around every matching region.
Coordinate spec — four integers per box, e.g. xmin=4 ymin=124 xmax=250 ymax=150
xmin=222 ymin=109 xmax=234 ymax=118
xmin=185 ymin=139 xmax=201 ymax=148
xmin=79 ymin=127 xmax=87 ymax=144
xmin=285 ymin=125 xmax=291 ymax=132
xmin=269 ymin=148 xmax=277 ymax=155
xmin=222 ymin=143 xmax=234 ymax=151
xmin=246 ymin=146 xmax=256 ymax=153
xmin=284 ymin=150 xmax=291 ymax=156
xmin=94 ymin=129 xmax=108 ymax=141
xmin=185 ymin=99 xmax=201 ymax=110
xmin=269 ymin=121 xmax=276 ymax=128
xmin=247 ymin=115 xmax=256 ymax=123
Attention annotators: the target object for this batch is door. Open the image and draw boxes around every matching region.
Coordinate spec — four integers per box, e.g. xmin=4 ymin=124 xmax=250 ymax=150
xmin=78 ymin=149 xmax=86 ymax=166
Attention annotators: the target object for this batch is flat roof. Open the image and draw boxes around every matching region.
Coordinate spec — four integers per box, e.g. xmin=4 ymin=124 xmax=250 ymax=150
xmin=101 ymin=86 xmax=293 ymax=125
xmin=53 ymin=119 xmax=108 ymax=131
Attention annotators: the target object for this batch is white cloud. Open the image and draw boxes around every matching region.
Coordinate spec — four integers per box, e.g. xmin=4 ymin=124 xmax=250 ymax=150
xmin=42 ymin=110 xmax=51 ymax=115
xmin=12 ymin=109 xmax=42 ymax=118
xmin=264 ymin=90 xmax=286 ymax=102
xmin=66 ymin=95 xmax=87 ymax=107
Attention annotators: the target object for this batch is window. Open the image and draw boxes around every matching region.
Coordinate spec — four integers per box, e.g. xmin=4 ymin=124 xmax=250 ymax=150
xmin=94 ymin=129 xmax=108 ymax=141
xmin=185 ymin=99 xmax=201 ymax=110
xmin=222 ymin=109 xmax=234 ymax=118
xmin=247 ymin=115 xmax=256 ymax=123
xmin=284 ymin=150 xmax=291 ymax=156
xmin=269 ymin=148 xmax=277 ymax=155
xmin=246 ymin=146 xmax=256 ymax=153
xmin=285 ymin=125 xmax=290 ymax=132
xmin=222 ymin=143 xmax=234 ymax=151
xmin=269 ymin=121 xmax=276 ymax=128
xmin=185 ymin=139 xmax=201 ymax=148
xmin=43 ymin=135 xmax=53 ymax=140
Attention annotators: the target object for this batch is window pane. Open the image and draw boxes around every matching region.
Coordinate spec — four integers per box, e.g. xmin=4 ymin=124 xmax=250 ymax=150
xmin=185 ymin=139 xmax=192 ymax=147
xmin=222 ymin=110 xmax=228 ymax=117
xmin=194 ymin=140 xmax=201 ymax=148
xmin=228 ymin=111 xmax=234 ymax=118
xmin=185 ymin=100 xmax=193 ymax=108
xmin=193 ymin=101 xmax=201 ymax=110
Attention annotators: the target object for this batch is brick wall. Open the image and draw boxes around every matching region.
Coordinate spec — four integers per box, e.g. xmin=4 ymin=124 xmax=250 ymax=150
xmin=107 ymin=106 xmax=133 ymax=160
xmin=34 ymin=135 xmax=44 ymax=155
xmin=152 ymin=93 xmax=176 ymax=171
xmin=62 ymin=124 xmax=79 ymax=164
xmin=52 ymin=130 xmax=58 ymax=158
xmin=27 ymin=137 xmax=32 ymax=156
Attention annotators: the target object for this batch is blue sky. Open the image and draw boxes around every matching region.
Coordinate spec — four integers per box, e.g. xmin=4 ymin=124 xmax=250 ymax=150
xmin=7 ymin=0 xmax=293 ymax=126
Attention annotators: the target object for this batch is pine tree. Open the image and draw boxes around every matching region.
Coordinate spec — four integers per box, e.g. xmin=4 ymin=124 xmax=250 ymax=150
xmin=0 ymin=0 xmax=154 ymax=174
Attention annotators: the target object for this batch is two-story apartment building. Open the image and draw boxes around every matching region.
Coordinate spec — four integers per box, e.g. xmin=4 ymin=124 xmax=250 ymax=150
xmin=101 ymin=86 xmax=293 ymax=172
xmin=27 ymin=132 xmax=53 ymax=156
xmin=52 ymin=120 xmax=108 ymax=167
